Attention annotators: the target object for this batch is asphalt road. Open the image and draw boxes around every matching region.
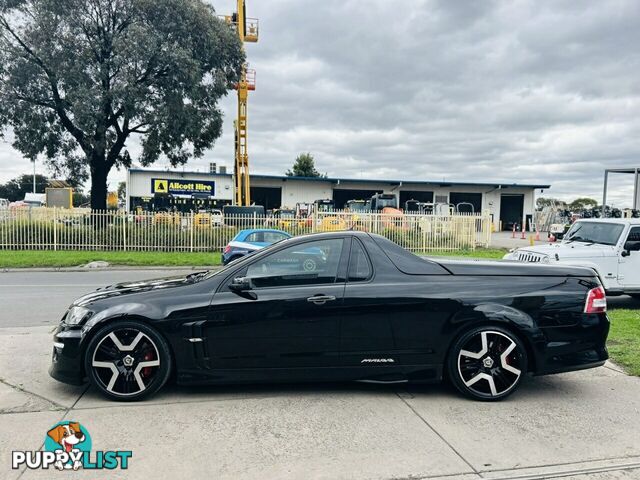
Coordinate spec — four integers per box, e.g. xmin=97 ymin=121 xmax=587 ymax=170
xmin=1 ymin=268 xmax=638 ymax=328
xmin=0 ymin=269 xmax=196 ymax=328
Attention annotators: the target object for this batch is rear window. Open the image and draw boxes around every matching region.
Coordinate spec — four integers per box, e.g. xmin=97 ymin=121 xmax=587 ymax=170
xmin=371 ymin=235 xmax=448 ymax=275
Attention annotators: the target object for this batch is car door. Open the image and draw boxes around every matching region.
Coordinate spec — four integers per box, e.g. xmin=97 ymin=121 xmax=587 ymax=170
xmin=204 ymin=237 xmax=348 ymax=369
xmin=618 ymin=225 xmax=640 ymax=290
xmin=339 ymin=238 xmax=396 ymax=366
xmin=340 ymin=237 xmax=450 ymax=370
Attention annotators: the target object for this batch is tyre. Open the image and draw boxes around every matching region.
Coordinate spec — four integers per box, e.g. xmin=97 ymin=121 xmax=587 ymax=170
xmin=447 ymin=326 xmax=527 ymax=401
xmin=84 ymin=320 xmax=172 ymax=402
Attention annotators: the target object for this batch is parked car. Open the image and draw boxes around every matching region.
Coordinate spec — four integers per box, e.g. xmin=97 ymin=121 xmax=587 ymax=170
xmin=504 ymin=218 xmax=640 ymax=296
xmin=222 ymin=228 xmax=291 ymax=265
xmin=50 ymin=231 xmax=608 ymax=402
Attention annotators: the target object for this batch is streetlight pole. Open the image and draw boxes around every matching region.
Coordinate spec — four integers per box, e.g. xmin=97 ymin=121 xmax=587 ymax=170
xmin=32 ymin=158 xmax=36 ymax=193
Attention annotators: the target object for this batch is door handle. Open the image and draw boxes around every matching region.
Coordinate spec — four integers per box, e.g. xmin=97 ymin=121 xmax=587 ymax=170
xmin=307 ymin=295 xmax=336 ymax=305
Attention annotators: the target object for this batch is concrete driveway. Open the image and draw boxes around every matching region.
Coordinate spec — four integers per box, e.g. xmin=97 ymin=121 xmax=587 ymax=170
xmin=1 ymin=270 xmax=640 ymax=479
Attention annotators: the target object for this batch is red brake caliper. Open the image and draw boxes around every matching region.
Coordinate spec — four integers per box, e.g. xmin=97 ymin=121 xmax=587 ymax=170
xmin=142 ymin=351 xmax=155 ymax=377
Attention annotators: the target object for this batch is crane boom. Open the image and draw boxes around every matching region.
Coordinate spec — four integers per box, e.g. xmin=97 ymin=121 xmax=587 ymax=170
xmin=229 ymin=1 xmax=258 ymax=206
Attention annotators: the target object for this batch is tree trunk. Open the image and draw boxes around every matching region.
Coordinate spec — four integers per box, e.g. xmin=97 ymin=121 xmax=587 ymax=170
xmin=90 ymin=153 xmax=108 ymax=211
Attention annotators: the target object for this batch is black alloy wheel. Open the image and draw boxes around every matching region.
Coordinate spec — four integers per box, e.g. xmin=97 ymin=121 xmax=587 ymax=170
xmin=84 ymin=321 xmax=172 ymax=401
xmin=448 ymin=326 xmax=527 ymax=401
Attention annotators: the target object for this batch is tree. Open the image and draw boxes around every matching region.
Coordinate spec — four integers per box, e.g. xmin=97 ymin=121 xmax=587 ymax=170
xmin=0 ymin=0 xmax=244 ymax=210
xmin=117 ymin=181 xmax=126 ymax=203
xmin=72 ymin=191 xmax=91 ymax=207
xmin=0 ymin=174 xmax=49 ymax=201
xmin=286 ymin=153 xmax=326 ymax=178
xmin=569 ymin=197 xmax=598 ymax=211
xmin=536 ymin=197 xmax=562 ymax=209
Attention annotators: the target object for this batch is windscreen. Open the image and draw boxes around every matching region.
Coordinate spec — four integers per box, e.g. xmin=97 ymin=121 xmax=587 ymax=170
xmin=564 ymin=221 xmax=624 ymax=246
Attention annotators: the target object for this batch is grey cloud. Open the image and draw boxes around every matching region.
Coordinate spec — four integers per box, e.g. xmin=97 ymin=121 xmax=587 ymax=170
xmin=1 ymin=0 xmax=639 ymax=206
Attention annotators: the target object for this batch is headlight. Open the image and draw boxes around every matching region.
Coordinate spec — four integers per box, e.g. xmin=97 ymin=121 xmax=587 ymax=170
xmin=64 ymin=306 xmax=92 ymax=325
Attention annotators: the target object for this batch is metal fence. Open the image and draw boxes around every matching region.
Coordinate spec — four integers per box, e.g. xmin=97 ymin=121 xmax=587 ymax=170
xmin=0 ymin=208 xmax=491 ymax=252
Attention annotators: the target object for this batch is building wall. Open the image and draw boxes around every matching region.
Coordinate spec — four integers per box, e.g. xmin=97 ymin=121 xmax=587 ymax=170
xmin=127 ymin=170 xmax=234 ymax=207
xmin=126 ymin=169 xmax=540 ymax=230
xmin=251 ymin=178 xmax=333 ymax=207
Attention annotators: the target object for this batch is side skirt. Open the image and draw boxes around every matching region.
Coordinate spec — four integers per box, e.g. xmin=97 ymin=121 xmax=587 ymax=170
xmin=176 ymin=364 xmax=443 ymax=386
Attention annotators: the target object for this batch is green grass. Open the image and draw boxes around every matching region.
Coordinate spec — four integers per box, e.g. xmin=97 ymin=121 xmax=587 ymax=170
xmin=422 ymin=248 xmax=508 ymax=260
xmin=607 ymin=309 xmax=640 ymax=376
xmin=0 ymin=247 xmax=507 ymax=268
xmin=0 ymin=250 xmax=221 ymax=268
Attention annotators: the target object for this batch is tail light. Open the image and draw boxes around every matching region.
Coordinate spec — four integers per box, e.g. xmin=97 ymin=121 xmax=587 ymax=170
xmin=223 ymin=245 xmax=231 ymax=254
xmin=584 ymin=286 xmax=607 ymax=313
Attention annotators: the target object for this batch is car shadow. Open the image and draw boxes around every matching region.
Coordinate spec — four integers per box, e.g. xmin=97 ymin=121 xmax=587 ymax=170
xmin=71 ymin=371 xmax=591 ymax=406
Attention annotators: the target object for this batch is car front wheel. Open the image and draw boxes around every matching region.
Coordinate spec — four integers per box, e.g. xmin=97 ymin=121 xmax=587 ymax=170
xmin=447 ymin=326 xmax=527 ymax=401
xmin=84 ymin=320 xmax=172 ymax=402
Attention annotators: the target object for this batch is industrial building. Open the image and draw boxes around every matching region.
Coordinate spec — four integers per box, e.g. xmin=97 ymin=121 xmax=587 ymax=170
xmin=125 ymin=167 xmax=549 ymax=231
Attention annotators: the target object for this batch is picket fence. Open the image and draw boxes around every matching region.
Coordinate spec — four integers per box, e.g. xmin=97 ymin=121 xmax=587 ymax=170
xmin=0 ymin=208 xmax=491 ymax=252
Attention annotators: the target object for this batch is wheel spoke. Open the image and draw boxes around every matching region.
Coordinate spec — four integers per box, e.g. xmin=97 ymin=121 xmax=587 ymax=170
xmin=464 ymin=372 xmax=498 ymax=396
xmin=133 ymin=360 xmax=160 ymax=391
xmin=500 ymin=340 xmax=522 ymax=376
xmin=108 ymin=331 xmax=144 ymax=352
xmin=459 ymin=331 xmax=488 ymax=359
xmin=91 ymin=361 xmax=119 ymax=392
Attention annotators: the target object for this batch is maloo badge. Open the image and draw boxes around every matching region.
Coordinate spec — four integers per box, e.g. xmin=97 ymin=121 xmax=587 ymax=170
xmin=361 ymin=358 xmax=395 ymax=363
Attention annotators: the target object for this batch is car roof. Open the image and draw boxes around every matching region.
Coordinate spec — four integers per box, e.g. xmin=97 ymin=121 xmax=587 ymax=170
xmin=276 ymin=230 xmax=372 ymax=242
xmin=237 ymin=228 xmax=291 ymax=236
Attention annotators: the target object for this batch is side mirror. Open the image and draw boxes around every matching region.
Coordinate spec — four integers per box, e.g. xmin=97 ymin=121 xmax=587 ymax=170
xmin=229 ymin=276 xmax=252 ymax=292
xmin=624 ymin=241 xmax=640 ymax=253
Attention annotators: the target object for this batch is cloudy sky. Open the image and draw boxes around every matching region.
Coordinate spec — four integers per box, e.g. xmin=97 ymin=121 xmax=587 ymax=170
xmin=2 ymin=0 xmax=640 ymax=206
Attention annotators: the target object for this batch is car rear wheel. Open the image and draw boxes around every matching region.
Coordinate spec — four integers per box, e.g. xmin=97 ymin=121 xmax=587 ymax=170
xmin=447 ymin=326 xmax=527 ymax=401
xmin=84 ymin=321 xmax=172 ymax=402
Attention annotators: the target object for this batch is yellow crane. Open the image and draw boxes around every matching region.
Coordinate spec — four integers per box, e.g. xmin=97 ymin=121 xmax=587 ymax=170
xmin=224 ymin=1 xmax=258 ymax=206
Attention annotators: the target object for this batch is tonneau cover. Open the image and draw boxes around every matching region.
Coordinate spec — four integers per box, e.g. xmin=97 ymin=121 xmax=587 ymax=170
xmin=435 ymin=259 xmax=597 ymax=277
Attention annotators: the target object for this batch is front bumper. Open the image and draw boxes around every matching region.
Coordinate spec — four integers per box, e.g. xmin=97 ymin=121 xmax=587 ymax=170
xmin=48 ymin=325 xmax=86 ymax=386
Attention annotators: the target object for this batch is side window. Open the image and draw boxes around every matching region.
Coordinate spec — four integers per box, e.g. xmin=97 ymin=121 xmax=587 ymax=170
xmin=627 ymin=227 xmax=640 ymax=242
xmin=348 ymin=240 xmax=372 ymax=281
xmin=263 ymin=232 xmax=288 ymax=243
xmin=244 ymin=232 xmax=260 ymax=243
xmin=246 ymin=238 xmax=344 ymax=288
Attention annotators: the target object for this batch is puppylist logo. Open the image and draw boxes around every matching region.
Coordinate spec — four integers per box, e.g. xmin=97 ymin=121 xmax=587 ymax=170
xmin=12 ymin=421 xmax=132 ymax=471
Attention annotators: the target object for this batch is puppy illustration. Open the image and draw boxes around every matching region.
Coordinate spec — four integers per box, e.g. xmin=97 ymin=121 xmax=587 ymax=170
xmin=47 ymin=422 xmax=85 ymax=470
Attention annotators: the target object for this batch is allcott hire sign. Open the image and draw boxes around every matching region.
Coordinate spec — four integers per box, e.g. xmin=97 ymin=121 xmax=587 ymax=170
xmin=151 ymin=178 xmax=215 ymax=196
